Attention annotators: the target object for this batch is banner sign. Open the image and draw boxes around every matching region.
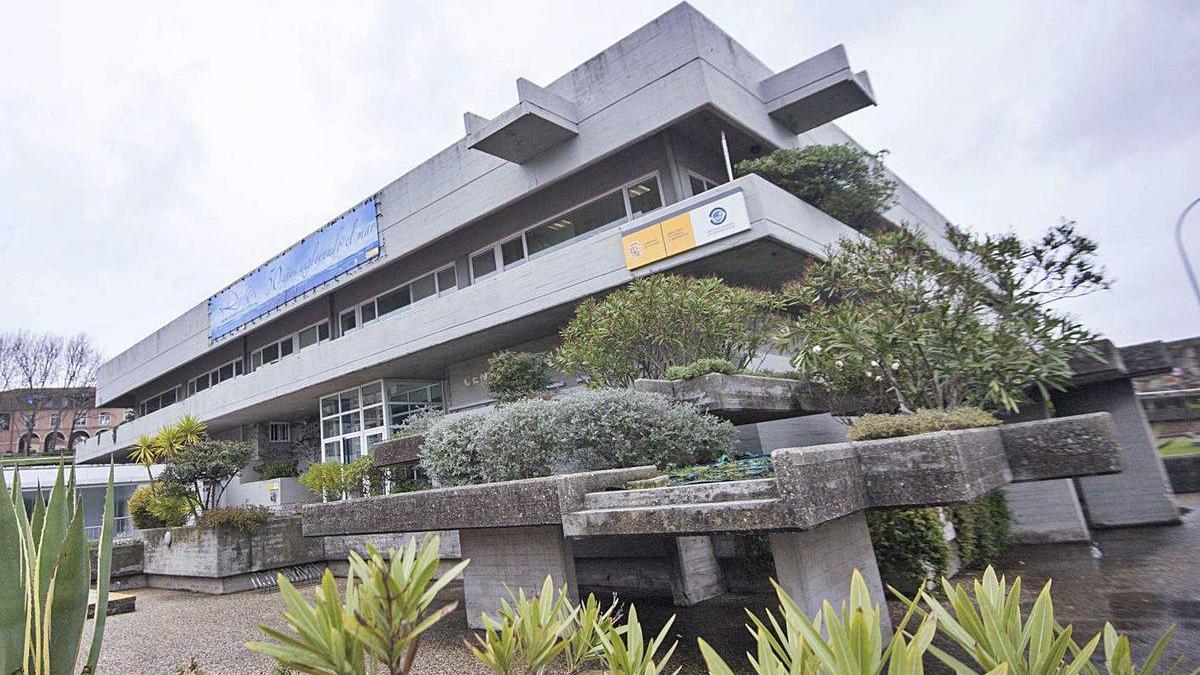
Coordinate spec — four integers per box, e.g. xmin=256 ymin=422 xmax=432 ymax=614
xmin=621 ymin=190 xmax=751 ymax=270
xmin=208 ymin=199 xmax=381 ymax=340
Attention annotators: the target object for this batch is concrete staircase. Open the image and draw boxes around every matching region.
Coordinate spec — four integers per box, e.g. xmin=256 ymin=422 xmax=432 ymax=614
xmin=564 ymin=478 xmax=784 ymax=536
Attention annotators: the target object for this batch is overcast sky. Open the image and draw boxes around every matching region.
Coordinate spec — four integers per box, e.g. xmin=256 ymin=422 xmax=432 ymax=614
xmin=1 ymin=1 xmax=1198 ymax=360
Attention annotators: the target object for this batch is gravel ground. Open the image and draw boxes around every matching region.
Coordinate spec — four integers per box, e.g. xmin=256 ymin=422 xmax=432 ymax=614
xmin=94 ymin=494 xmax=1200 ymax=674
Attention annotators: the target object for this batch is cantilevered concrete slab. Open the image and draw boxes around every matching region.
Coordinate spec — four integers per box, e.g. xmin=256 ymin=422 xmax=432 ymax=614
xmin=761 ymin=45 xmax=876 ymax=134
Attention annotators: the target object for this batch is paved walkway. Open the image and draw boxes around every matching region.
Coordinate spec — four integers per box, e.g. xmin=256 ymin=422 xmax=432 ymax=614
xmin=94 ymin=494 xmax=1199 ymax=673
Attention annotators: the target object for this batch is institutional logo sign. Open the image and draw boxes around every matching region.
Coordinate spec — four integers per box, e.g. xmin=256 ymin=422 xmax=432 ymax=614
xmin=208 ymin=198 xmax=381 ymax=340
xmin=621 ymin=190 xmax=751 ymax=270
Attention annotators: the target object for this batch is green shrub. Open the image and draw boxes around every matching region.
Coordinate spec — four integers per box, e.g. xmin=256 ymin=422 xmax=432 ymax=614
xmin=847 ymin=407 xmax=999 ymax=441
xmin=419 ymin=414 xmax=488 ymax=487
xmin=487 ymin=351 xmax=552 ymax=402
xmin=257 ymin=460 xmax=299 ymax=480
xmin=390 ymin=408 xmax=443 ymax=439
xmin=195 ymin=505 xmax=270 ymax=534
xmin=867 ymin=506 xmax=950 ymax=595
xmin=128 ymin=484 xmax=190 ymax=529
xmin=553 ymin=275 xmax=784 ymax=387
xmin=663 ymin=357 xmax=737 ymax=381
xmin=557 ymin=388 xmax=732 ymax=471
xmin=419 ymin=389 xmax=734 ymax=486
xmin=298 ymin=461 xmax=352 ymax=501
xmin=949 ymin=490 xmax=1012 ymax=570
xmin=735 ymin=144 xmax=896 ymax=228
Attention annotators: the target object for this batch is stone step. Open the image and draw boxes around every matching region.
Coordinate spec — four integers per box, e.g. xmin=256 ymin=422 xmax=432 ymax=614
xmin=582 ymin=478 xmax=779 ymax=510
xmin=563 ymin=497 xmax=784 ymax=536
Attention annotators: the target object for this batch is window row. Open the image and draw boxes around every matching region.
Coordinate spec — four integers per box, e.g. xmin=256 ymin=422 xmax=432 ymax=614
xmin=188 ymin=358 xmax=244 ymax=396
xmin=140 ymin=387 xmax=180 ymax=417
xmin=0 ymin=411 xmax=112 ymax=430
xmin=250 ymin=320 xmax=331 ymax=371
xmin=340 ymin=264 xmax=458 ymax=334
xmin=469 ymin=174 xmax=664 ymax=283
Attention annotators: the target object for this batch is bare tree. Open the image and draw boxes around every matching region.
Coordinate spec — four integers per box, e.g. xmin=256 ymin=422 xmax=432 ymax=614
xmin=3 ymin=331 xmax=103 ymax=456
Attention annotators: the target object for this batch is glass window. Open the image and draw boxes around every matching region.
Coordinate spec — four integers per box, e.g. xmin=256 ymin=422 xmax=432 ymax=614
xmin=322 ymin=418 xmax=339 ymax=438
xmin=268 ymin=422 xmax=290 ymax=443
xmin=361 ymin=383 xmax=383 ymax=407
xmin=321 ymin=395 xmax=339 ymax=417
xmin=161 ymin=389 xmax=177 ymax=406
xmin=436 ymin=266 xmax=457 ymax=293
xmin=377 ymin=286 xmax=411 ymax=316
xmin=218 ymin=362 xmax=235 ymax=381
xmin=318 ymin=322 xmax=330 ymax=340
xmin=340 ymin=412 xmax=361 ymax=434
xmin=280 ymin=337 xmax=294 ymax=357
xmin=363 ymin=406 xmax=384 ymax=429
xmin=342 ymin=436 xmax=362 ymax=463
xmin=526 ymin=190 xmax=626 ymax=255
xmin=298 ymin=325 xmax=318 ymax=349
xmin=626 ymin=177 xmax=663 ymax=217
xmin=430 ymin=382 xmax=444 ymax=403
xmin=689 ymin=174 xmax=715 ymax=196
xmin=366 ymin=433 xmax=384 ymax=451
xmin=411 ymin=273 xmax=436 ymax=302
xmin=194 ymin=375 xmax=210 ymax=393
xmin=262 ymin=343 xmax=279 ymax=363
xmin=339 ymin=388 xmax=359 ymax=412
xmin=471 ymin=249 xmax=498 ymax=280
xmin=340 ymin=311 xmax=357 ymax=334
xmin=501 ymin=237 xmax=526 ymax=267
xmin=323 ymin=441 xmax=340 ymax=463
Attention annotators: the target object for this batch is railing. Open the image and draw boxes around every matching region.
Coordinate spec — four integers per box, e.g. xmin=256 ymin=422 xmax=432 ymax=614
xmin=85 ymin=515 xmax=134 ymax=541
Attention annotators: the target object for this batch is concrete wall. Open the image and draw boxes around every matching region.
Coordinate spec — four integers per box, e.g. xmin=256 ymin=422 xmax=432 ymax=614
xmin=459 ymin=525 xmax=577 ymax=628
xmin=220 ymin=476 xmax=315 ymax=508
xmin=1053 ymin=379 xmax=1180 ymax=527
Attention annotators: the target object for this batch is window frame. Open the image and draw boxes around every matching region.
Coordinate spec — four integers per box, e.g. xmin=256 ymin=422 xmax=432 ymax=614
xmin=686 ymin=170 xmax=722 ymax=197
xmin=351 ymin=262 xmax=459 ymax=327
xmin=268 ymin=422 xmax=291 ymax=443
xmin=188 ymin=357 xmax=244 ymax=396
xmin=468 ymin=172 xmax=662 ymax=284
xmin=250 ymin=319 xmax=329 ymax=372
xmin=139 ymin=385 xmax=181 ymax=417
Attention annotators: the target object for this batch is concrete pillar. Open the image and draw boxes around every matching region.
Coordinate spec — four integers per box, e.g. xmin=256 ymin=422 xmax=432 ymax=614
xmin=667 ymin=536 xmax=725 ymax=606
xmin=1002 ymin=479 xmax=1091 ymax=543
xmin=768 ymin=512 xmax=891 ymax=636
xmin=1052 ymin=379 xmax=1180 ymax=528
xmin=458 ymin=525 xmax=578 ymax=629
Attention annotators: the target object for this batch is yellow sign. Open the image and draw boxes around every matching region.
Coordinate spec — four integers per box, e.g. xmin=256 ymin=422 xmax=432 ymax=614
xmin=621 ymin=223 xmax=668 ymax=270
xmin=621 ymin=190 xmax=752 ymax=270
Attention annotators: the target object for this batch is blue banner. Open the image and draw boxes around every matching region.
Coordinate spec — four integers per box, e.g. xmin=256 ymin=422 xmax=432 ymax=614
xmin=209 ymin=199 xmax=380 ymax=340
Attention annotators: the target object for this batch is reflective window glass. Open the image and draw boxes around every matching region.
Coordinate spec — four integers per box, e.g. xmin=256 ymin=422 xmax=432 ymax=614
xmin=377 ymin=286 xmax=411 ymax=316
xmin=626 ymin=177 xmax=663 ymax=217
xmin=501 ymin=237 xmax=526 ymax=267
xmin=471 ymin=249 xmax=498 ymax=280
xmin=526 ymin=190 xmax=626 ymax=255
xmin=436 ymin=266 xmax=457 ymax=293
xmin=411 ymin=273 xmax=436 ymax=302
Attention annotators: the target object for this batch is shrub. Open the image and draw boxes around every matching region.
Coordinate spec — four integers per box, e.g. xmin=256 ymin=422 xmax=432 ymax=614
xmin=128 ymin=484 xmax=190 ymax=529
xmin=847 ymin=407 xmax=999 ymax=441
xmin=866 ymin=506 xmax=950 ymax=595
xmin=476 ymin=398 xmax=570 ymax=482
xmin=160 ymin=439 xmax=253 ymax=512
xmin=734 ymin=144 xmax=896 ymax=228
xmin=949 ymin=490 xmax=1012 ymax=570
xmin=391 ymin=408 xmax=443 ymax=439
xmin=299 ymin=461 xmax=355 ymax=501
xmin=419 ymin=414 xmax=488 ymax=487
xmin=553 ymin=275 xmax=784 ymax=387
xmin=487 ymin=351 xmax=552 ymax=402
xmin=558 ymin=388 xmax=732 ymax=471
xmin=419 ymin=389 xmax=734 ymax=486
xmin=257 ymin=460 xmax=300 ymax=480
xmin=195 ymin=505 xmax=270 ymax=534
xmin=663 ymin=357 xmax=737 ymax=381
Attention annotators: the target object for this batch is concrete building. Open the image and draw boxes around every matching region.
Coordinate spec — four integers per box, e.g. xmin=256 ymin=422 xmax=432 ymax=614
xmin=81 ymin=3 xmax=957 ymax=479
xmin=0 ymin=387 xmax=129 ymax=457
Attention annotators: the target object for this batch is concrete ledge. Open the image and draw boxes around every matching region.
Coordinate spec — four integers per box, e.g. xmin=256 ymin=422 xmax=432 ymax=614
xmin=1164 ymin=454 xmax=1200 ymax=493
xmin=373 ymin=434 xmax=424 ymax=468
xmin=139 ymin=516 xmax=325 ymax=583
xmin=1000 ymin=413 xmax=1123 ymax=480
xmin=302 ymin=466 xmax=657 ymax=537
xmin=633 ymin=373 xmax=826 ymax=424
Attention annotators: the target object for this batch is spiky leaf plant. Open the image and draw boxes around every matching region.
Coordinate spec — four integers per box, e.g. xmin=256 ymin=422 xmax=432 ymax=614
xmin=248 ymin=534 xmax=468 ymax=675
xmin=0 ymin=463 xmax=116 ymax=674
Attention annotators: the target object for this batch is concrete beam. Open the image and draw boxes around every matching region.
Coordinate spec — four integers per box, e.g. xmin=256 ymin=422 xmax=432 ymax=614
xmin=761 ymin=45 xmax=875 ymax=134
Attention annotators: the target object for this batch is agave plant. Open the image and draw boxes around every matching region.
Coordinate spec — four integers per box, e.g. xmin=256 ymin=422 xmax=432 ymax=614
xmin=1 ymin=463 xmax=116 ymax=674
xmin=698 ymin=569 xmax=942 ymax=675
xmin=248 ymin=534 xmax=468 ymax=675
xmin=467 ymin=577 xmax=619 ymax=675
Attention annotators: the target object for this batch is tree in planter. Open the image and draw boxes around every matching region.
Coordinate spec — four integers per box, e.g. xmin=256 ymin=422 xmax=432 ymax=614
xmin=553 ymin=275 xmax=784 ymax=388
xmin=780 ymin=222 xmax=1110 ymax=414
xmin=160 ymin=440 xmax=253 ymax=514
xmin=487 ymin=351 xmax=552 ymax=402
xmin=735 ymin=144 xmax=896 ymax=229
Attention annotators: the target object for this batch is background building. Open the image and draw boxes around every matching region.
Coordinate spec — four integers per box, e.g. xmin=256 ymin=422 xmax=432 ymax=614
xmin=1135 ymin=336 xmax=1200 ymax=437
xmin=0 ymin=387 xmax=129 ymax=457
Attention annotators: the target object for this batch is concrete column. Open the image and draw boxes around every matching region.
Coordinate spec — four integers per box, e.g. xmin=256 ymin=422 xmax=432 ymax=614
xmin=1052 ymin=379 xmax=1180 ymax=528
xmin=768 ymin=512 xmax=891 ymax=636
xmin=1002 ymin=479 xmax=1091 ymax=543
xmin=667 ymin=535 xmax=725 ymax=606
xmin=458 ymin=525 xmax=578 ymax=629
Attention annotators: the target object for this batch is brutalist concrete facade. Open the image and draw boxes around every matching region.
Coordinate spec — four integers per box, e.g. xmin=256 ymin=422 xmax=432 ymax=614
xmin=82 ymin=3 xmax=955 ymax=468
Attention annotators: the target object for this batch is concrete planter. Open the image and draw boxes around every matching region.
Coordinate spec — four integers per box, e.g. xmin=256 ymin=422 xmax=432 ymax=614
xmin=634 ymin=373 xmax=826 ymax=424
xmin=374 ymin=434 xmax=424 ymax=468
xmin=138 ymin=516 xmax=325 ymax=593
xmin=1164 ymin=454 xmax=1200 ymax=493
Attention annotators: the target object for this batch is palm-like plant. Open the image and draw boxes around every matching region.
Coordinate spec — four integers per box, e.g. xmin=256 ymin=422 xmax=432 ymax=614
xmin=130 ymin=434 xmax=160 ymax=484
xmin=1 ymin=463 xmax=116 ymax=674
xmin=172 ymin=415 xmax=207 ymax=448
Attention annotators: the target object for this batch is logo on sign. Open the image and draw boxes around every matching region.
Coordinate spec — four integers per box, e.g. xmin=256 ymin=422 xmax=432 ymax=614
xmin=708 ymin=207 xmax=727 ymax=226
xmin=628 ymin=241 xmax=644 ymax=257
